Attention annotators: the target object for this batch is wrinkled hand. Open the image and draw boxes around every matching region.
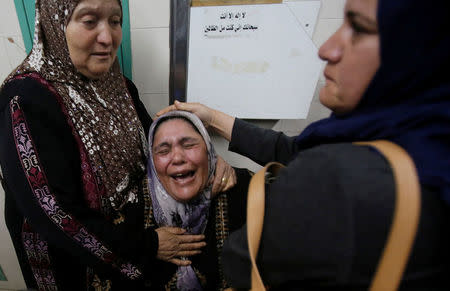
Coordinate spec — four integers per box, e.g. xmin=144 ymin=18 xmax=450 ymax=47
xmin=157 ymin=101 xmax=235 ymax=141
xmin=156 ymin=227 xmax=206 ymax=266
xmin=156 ymin=101 xmax=215 ymax=128
xmin=211 ymin=156 xmax=237 ymax=196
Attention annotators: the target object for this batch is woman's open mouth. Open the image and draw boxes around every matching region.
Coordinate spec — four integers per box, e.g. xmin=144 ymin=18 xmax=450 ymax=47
xmin=171 ymin=170 xmax=196 ymax=183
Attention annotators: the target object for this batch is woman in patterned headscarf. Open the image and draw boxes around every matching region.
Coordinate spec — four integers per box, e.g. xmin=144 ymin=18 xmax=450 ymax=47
xmin=146 ymin=111 xmax=251 ymax=290
xmin=0 ymin=0 xmax=234 ymax=289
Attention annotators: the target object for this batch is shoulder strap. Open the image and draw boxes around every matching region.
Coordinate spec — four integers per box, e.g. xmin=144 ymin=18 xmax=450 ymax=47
xmin=355 ymin=140 xmax=421 ymax=291
xmin=244 ymin=141 xmax=420 ymax=291
xmin=246 ymin=162 xmax=284 ymax=290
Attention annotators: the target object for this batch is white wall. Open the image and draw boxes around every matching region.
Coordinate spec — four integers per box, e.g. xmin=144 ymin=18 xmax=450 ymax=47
xmin=130 ymin=0 xmax=344 ymax=171
xmin=0 ymin=1 xmax=29 ymax=289
xmin=0 ymin=0 xmax=345 ymax=289
xmin=0 ymin=0 xmax=27 ymax=83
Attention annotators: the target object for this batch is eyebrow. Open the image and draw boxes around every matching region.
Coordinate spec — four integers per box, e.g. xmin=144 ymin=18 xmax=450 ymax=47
xmin=346 ymin=10 xmax=378 ymax=30
xmin=180 ymin=136 xmax=200 ymax=143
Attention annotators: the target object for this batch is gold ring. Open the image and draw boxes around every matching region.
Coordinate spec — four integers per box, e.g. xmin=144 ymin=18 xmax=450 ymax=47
xmin=221 ymin=176 xmax=228 ymax=184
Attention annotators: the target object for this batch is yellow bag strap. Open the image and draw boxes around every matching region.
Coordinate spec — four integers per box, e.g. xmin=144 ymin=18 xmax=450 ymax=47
xmin=246 ymin=161 xmax=284 ymax=290
xmin=239 ymin=140 xmax=420 ymax=291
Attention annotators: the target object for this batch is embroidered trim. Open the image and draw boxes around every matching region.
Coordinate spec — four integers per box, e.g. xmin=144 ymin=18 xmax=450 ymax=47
xmin=193 ymin=267 xmax=207 ymax=288
xmin=13 ymin=73 xmax=105 ymax=213
xmin=165 ymin=273 xmax=178 ymax=291
xmin=10 ymin=96 xmax=141 ymax=280
xmin=215 ymin=193 xmax=230 ymax=290
xmin=22 ymin=221 xmax=58 ymax=291
xmin=142 ymin=178 xmax=154 ymax=229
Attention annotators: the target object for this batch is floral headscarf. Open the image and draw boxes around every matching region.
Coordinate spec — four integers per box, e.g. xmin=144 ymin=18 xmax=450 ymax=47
xmin=147 ymin=111 xmax=217 ymax=290
xmin=2 ymin=0 xmax=148 ymax=214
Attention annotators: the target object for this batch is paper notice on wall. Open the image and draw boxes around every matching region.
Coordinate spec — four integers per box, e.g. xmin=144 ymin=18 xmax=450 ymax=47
xmin=187 ymin=2 xmax=323 ymax=119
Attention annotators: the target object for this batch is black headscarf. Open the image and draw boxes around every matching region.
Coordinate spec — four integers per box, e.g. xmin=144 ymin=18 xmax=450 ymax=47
xmin=295 ymin=0 xmax=450 ymax=203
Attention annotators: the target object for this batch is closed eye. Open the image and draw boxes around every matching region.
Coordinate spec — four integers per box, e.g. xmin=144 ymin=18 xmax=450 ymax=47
xmin=154 ymin=144 xmax=170 ymax=155
xmin=183 ymin=143 xmax=197 ymax=149
xmin=156 ymin=149 xmax=169 ymax=155
xmin=81 ymin=16 xmax=97 ymax=27
xmin=110 ymin=16 xmax=122 ymax=27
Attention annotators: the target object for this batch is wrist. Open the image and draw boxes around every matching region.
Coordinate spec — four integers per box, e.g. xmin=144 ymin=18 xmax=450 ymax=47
xmin=209 ymin=109 xmax=219 ymax=130
xmin=210 ymin=109 xmax=234 ymax=141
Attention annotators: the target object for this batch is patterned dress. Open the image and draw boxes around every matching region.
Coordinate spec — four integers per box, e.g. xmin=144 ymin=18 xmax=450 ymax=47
xmin=0 ymin=73 xmax=251 ymax=290
xmin=0 ymin=74 xmax=153 ymax=290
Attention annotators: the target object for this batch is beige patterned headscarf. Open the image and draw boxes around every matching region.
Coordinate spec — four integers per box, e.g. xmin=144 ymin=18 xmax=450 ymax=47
xmin=4 ymin=0 xmax=148 ymax=214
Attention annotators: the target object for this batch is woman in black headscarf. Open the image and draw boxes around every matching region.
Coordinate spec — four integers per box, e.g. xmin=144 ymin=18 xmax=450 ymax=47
xmin=158 ymin=0 xmax=450 ymax=289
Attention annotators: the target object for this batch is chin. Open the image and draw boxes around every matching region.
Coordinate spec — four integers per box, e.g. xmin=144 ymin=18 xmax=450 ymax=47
xmin=169 ymin=191 xmax=194 ymax=203
xmin=319 ymin=87 xmax=343 ymax=111
xmin=319 ymin=89 xmax=332 ymax=109
xmin=79 ymin=70 xmax=104 ymax=80
xmin=93 ymin=68 xmax=111 ymax=76
xmin=170 ymin=188 xmax=202 ymax=203
xmin=173 ymin=195 xmax=197 ymax=203
xmin=88 ymin=64 xmax=113 ymax=77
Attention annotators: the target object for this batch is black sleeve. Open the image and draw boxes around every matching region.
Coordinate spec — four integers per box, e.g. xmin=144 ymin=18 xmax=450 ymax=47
xmin=229 ymin=118 xmax=301 ymax=166
xmin=222 ymin=143 xmax=396 ymax=289
xmin=0 ymin=77 xmax=158 ymax=279
xmin=125 ymin=77 xmax=152 ymax=134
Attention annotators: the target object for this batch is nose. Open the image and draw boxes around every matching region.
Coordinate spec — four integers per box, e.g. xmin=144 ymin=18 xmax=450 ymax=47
xmin=171 ymin=146 xmax=186 ymax=165
xmin=318 ymin=26 xmax=344 ymax=63
xmin=97 ymin=23 xmax=113 ymax=46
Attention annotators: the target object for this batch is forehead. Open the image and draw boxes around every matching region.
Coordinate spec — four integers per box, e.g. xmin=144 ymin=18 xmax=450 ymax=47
xmin=153 ymin=119 xmax=202 ymax=143
xmin=345 ymin=0 xmax=378 ymax=19
xmin=73 ymin=0 xmax=121 ymax=13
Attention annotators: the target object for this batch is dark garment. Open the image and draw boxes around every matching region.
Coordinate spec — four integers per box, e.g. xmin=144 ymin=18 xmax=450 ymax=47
xmin=222 ymin=118 xmax=450 ymax=290
xmin=147 ymin=168 xmax=251 ymax=290
xmin=0 ymin=74 xmax=156 ymax=290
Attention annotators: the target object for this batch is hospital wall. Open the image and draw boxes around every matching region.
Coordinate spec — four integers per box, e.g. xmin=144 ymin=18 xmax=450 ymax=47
xmin=0 ymin=0 xmax=344 ymax=289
